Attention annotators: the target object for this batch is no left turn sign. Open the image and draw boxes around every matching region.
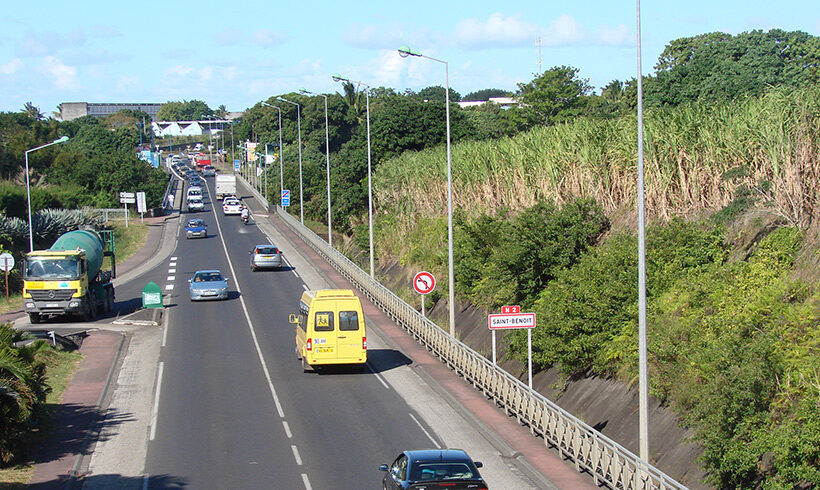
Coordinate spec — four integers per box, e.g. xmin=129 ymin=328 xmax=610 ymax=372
xmin=413 ymin=271 xmax=436 ymax=295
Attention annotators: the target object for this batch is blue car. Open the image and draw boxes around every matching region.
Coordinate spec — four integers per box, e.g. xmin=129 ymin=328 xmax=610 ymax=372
xmin=379 ymin=449 xmax=486 ymax=489
xmin=185 ymin=219 xmax=207 ymax=239
xmin=188 ymin=270 xmax=229 ymax=301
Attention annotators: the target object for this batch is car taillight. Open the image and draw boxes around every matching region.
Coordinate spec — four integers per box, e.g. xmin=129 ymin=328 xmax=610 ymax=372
xmin=362 ymin=337 xmax=367 ymax=350
xmin=306 ymin=338 xmax=312 ymax=351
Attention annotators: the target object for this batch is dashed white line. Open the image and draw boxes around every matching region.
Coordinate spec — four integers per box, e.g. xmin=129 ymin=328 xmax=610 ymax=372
xmin=166 ymin=276 xmax=175 ymax=281
xmin=162 ymin=323 xmax=168 ymax=347
xmin=409 ymin=413 xmax=439 ymax=448
xmin=168 ymin=268 xmax=176 ymax=273
xmin=170 ymin=256 xmax=178 ymax=261
xmin=149 ymin=362 xmax=164 ymax=440
xmin=291 ymin=445 xmax=302 ymax=465
xmin=301 ymin=474 xmax=312 ymax=490
xmin=164 ymin=284 xmax=174 ymax=291
xmin=283 ymin=421 xmax=292 ymax=438
xmin=302 ymin=284 xmax=309 ymax=291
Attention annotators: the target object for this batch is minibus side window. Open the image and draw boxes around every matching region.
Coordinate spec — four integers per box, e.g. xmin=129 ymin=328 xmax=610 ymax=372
xmin=314 ymin=311 xmax=334 ymax=332
xmin=339 ymin=311 xmax=359 ymax=331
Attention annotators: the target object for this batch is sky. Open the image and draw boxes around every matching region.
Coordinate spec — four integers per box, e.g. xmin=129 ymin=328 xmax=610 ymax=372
xmin=1 ymin=0 xmax=818 ymax=116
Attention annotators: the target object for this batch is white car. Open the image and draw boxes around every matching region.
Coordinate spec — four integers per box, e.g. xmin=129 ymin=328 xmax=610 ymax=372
xmin=222 ymin=199 xmax=243 ymax=215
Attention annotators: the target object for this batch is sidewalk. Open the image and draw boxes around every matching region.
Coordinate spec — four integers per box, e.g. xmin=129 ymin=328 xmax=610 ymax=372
xmin=19 ymin=211 xmax=179 ymax=489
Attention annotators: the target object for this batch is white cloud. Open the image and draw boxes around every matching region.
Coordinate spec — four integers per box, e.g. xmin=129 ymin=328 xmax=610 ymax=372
xmin=344 ymin=23 xmax=441 ymax=50
xmin=40 ymin=56 xmax=79 ymax=89
xmin=116 ymin=75 xmax=141 ymax=93
xmin=251 ymin=28 xmax=283 ymax=47
xmin=0 ymin=58 xmax=23 ymax=75
xmin=455 ymin=13 xmax=540 ymax=49
xmin=542 ymin=14 xmax=585 ymax=46
xmin=213 ymin=28 xmax=243 ymax=46
xmin=595 ymin=24 xmax=632 ymax=46
xmin=17 ymin=30 xmax=86 ymax=57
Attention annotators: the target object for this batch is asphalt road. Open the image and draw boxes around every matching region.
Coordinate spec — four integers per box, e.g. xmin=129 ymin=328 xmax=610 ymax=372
xmin=142 ymin=177 xmax=470 ymax=489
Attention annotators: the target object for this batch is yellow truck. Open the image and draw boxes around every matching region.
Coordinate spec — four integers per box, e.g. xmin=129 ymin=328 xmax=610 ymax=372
xmin=290 ymin=289 xmax=367 ymax=371
xmin=23 ymin=229 xmax=115 ymax=323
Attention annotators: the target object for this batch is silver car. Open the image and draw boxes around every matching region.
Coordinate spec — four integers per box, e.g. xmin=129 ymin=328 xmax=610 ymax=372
xmin=188 ymin=270 xmax=229 ymax=301
xmin=250 ymin=244 xmax=283 ymax=271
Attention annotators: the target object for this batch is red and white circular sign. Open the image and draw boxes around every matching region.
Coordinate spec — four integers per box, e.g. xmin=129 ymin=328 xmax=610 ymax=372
xmin=413 ymin=271 xmax=436 ymax=295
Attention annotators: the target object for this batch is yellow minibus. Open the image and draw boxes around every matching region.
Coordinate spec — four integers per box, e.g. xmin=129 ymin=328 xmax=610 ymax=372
xmin=290 ymin=289 xmax=367 ymax=371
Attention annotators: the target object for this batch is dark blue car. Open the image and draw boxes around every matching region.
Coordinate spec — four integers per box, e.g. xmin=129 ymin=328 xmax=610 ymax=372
xmin=380 ymin=449 xmax=487 ymax=489
xmin=185 ymin=218 xmax=207 ymax=239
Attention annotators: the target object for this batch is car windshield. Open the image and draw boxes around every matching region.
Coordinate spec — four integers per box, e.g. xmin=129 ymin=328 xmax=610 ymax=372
xmin=255 ymin=246 xmax=278 ymax=254
xmin=194 ymin=272 xmax=223 ymax=283
xmin=187 ymin=220 xmax=204 ymax=227
xmin=24 ymin=257 xmax=81 ymax=280
xmin=410 ymin=463 xmax=476 ymax=481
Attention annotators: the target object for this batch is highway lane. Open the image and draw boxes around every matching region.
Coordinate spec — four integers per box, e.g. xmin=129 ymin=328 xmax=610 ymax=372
xmin=145 ymin=176 xmax=442 ymax=489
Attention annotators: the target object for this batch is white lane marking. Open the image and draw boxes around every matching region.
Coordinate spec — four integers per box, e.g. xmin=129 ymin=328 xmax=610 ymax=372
xmin=366 ymin=363 xmax=390 ymax=389
xmin=169 ymin=268 xmax=176 ymax=273
xmin=409 ymin=413 xmax=439 ymax=448
xmin=208 ymin=182 xmax=286 ymax=419
xmin=291 ymin=268 xmax=299 ymax=278
xmin=283 ymin=421 xmax=292 ymax=438
xmin=171 ymin=256 xmax=178 ymax=261
xmin=164 ymin=284 xmax=173 ymax=290
xmin=291 ymin=445 xmax=302 ymax=465
xmin=149 ymin=362 xmax=164 ymax=441
xmin=162 ymin=323 xmax=168 ymax=347
xmin=167 ymin=276 xmax=175 ymax=281
xmin=301 ymin=474 xmax=312 ymax=490
xmin=302 ymin=284 xmax=309 ymax=291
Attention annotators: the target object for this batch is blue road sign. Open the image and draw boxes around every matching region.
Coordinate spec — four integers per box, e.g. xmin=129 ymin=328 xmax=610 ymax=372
xmin=281 ymin=189 xmax=290 ymax=207
xmin=234 ymin=160 xmax=240 ymax=171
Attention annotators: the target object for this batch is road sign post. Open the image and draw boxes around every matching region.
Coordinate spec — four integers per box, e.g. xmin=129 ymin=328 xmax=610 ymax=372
xmin=119 ymin=192 xmax=135 ymax=227
xmin=136 ymin=191 xmax=147 ymax=222
xmin=413 ymin=271 xmax=436 ymax=318
xmin=489 ymin=305 xmax=536 ymax=389
xmin=0 ymin=252 xmax=14 ymax=302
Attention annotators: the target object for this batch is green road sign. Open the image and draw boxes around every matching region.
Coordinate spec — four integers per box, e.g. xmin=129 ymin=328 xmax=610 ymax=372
xmin=142 ymin=281 xmax=163 ymax=309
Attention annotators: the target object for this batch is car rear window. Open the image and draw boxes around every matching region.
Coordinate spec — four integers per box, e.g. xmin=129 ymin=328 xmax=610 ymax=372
xmin=255 ymin=246 xmax=279 ymax=254
xmin=339 ymin=311 xmax=359 ymax=331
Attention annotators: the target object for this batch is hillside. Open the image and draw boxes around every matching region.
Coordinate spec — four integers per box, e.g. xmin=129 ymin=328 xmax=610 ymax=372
xmin=364 ymin=84 xmax=820 ymax=488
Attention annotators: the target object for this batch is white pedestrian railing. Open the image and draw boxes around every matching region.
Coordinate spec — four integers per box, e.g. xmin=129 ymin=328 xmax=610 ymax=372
xmin=239 ymin=174 xmax=687 ymax=490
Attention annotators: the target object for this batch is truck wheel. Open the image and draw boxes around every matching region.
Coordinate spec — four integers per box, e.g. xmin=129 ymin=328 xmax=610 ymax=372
xmin=107 ymin=289 xmax=115 ymax=312
xmin=102 ymin=289 xmax=110 ymax=314
xmin=29 ymin=313 xmax=41 ymax=324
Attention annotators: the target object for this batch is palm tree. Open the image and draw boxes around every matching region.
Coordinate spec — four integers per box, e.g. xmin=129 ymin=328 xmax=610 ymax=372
xmin=23 ymin=102 xmax=43 ymax=121
xmin=52 ymin=103 xmax=63 ymax=120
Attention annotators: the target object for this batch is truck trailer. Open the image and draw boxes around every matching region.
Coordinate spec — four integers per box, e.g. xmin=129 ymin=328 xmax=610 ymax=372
xmin=22 ymin=229 xmax=116 ymax=323
xmin=215 ymin=174 xmax=236 ymax=200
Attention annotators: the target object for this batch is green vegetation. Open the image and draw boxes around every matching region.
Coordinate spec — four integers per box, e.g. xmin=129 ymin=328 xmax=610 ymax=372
xmin=0 ymin=324 xmax=82 ymax=484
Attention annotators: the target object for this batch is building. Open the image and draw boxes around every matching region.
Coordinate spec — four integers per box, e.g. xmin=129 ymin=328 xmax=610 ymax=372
xmin=60 ymin=102 xmax=162 ymax=121
xmin=456 ymin=97 xmax=520 ymax=110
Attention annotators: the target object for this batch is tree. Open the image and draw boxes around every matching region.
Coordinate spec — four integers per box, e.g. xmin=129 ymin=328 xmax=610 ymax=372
xmin=462 ymin=88 xmax=511 ymax=101
xmin=156 ymin=100 xmax=213 ymax=121
xmin=215 ymin=105 xmax=228 ymax=119
xmin=415 ymin=86 xmax=461 ymax=102
xmin=22 ymin=102 xmax=43 ymax=121
xmin=52 ymin=104 xmax=63 ymax=120
xmin=516 ymin=66 xmax=592 ymax=125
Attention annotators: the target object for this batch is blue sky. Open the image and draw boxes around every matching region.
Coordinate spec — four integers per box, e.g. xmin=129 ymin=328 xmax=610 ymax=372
xmin=1 ymin=0 xmax=818 ymax=115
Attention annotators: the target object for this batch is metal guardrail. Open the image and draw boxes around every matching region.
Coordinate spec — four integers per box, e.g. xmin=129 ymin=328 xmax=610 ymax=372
xmin=271 ymin=202 xmax=689 ymax=490
xmin=95 ymin=208 xmax=127 ymax=222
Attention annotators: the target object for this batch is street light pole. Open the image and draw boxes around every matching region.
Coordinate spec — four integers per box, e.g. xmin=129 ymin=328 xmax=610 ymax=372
xmin=398 ymin=46 xmax=455 ymax=337
xmin=301 ymin=89 xmax=332 ymax=248
xmin=636 ymin=0 xmax=649 ymax=463
xmin=25 ymin=136 xmax=69 ymax=251
xmin=333 ymin=74 xmax=374 ymax=277
xmin=261 ymin=102 xmax=285 ymax=209
xmin=278 ymin=96 xmax=303 ymax=224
